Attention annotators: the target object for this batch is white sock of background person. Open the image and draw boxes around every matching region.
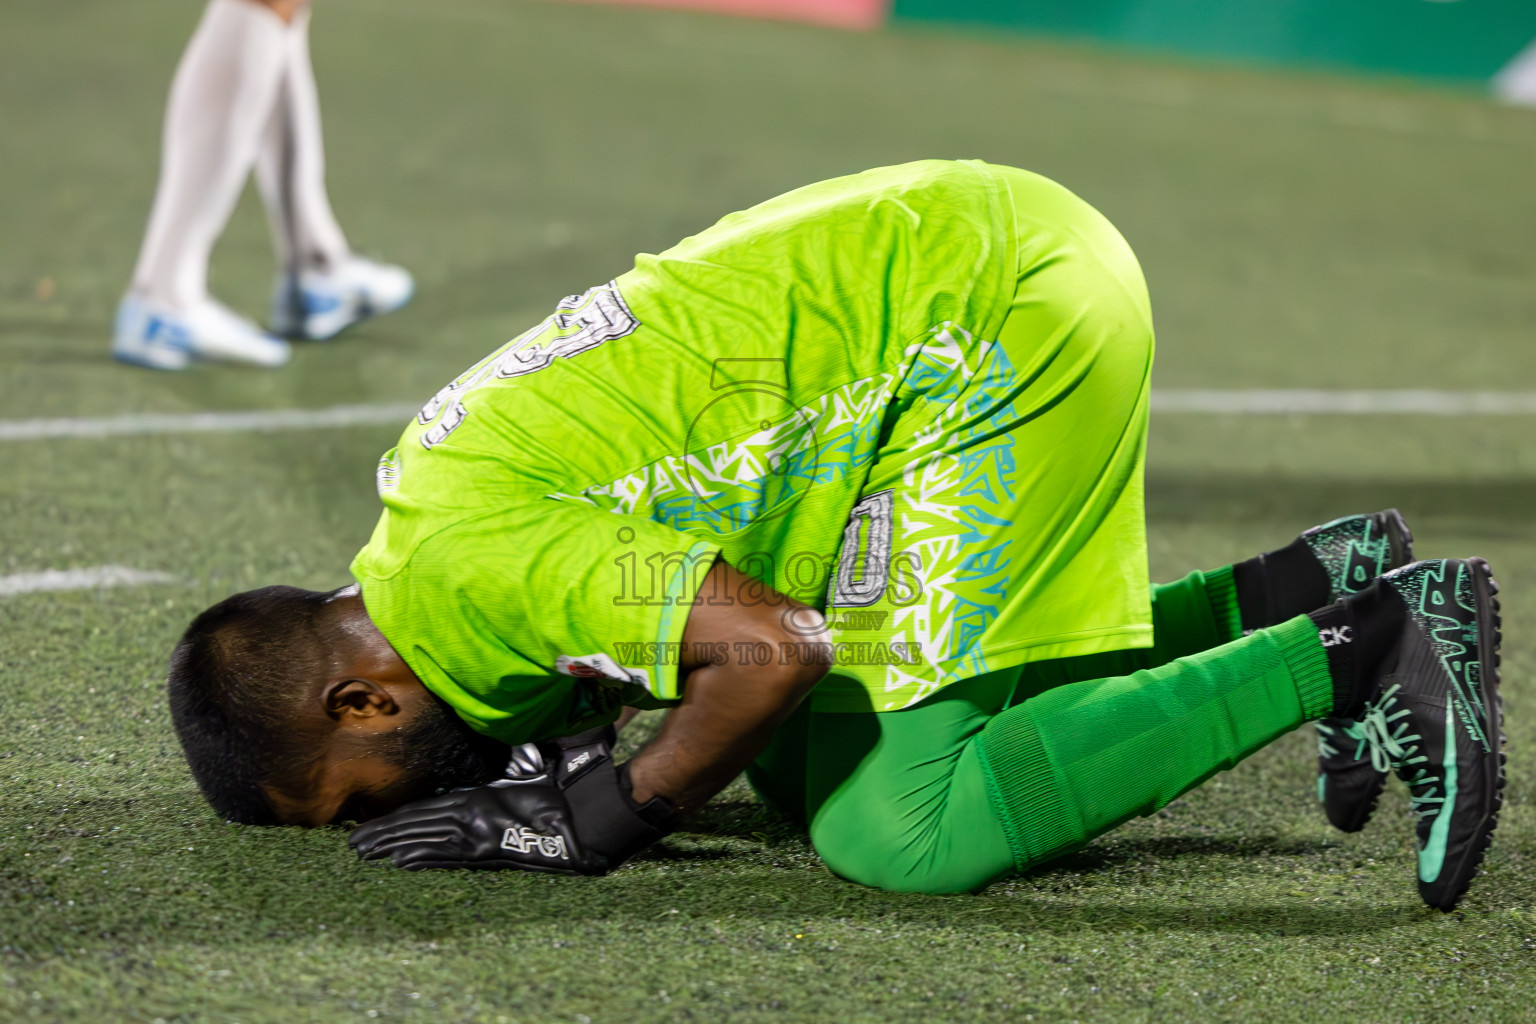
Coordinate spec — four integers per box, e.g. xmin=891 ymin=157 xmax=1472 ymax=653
xmin=255 ymin=3 xmax=351 ymax=275
xmin=130 ymin=0 xmax=290 ymax=309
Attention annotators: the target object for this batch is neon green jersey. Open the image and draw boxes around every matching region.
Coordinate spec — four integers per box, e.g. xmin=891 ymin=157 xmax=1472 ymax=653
xmin=352 ymin=159 xmax=1154 ymax=742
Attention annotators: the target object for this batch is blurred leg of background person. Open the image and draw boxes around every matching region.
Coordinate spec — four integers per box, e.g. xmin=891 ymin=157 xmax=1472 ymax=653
xmin=114 ymin=0 xmax=295 ymax=370
xmin=257 ymin=4 xmax=413 ymax=342
xmin=255 ymin=3 xmax=348 ymax=277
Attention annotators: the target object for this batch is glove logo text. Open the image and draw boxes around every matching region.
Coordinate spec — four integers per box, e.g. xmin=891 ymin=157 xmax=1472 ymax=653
xmin=501 ymin=826 xmax=569 ymax=861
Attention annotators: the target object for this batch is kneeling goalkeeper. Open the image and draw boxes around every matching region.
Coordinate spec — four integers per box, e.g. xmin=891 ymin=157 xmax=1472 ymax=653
xmin=167 ymin=160 xmax=1505 ymax=911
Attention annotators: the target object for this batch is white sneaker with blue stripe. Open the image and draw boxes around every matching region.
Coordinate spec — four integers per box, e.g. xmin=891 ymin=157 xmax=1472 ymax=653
xmin=113 ymin=294 xmax=291 ymax=370
xmin=270 ymin=256 xmax=414 ymax=341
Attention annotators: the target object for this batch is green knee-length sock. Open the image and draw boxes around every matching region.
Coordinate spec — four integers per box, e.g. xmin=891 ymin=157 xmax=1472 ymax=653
xmin=1016 ymin=566 xmax=1244 ymax=702
xmin=975 ymin=615 xmax=1332 ymax=871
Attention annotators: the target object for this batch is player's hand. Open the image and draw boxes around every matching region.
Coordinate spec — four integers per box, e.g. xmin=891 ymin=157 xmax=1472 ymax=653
xmin=349 ymin=780 xmax=600 ymax=874
xmin=349 ymin=726 xmax=676 ymax=875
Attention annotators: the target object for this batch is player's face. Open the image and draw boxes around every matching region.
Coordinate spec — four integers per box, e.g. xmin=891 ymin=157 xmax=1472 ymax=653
xmin=265 ymin=754 xmax=425 ymax=827
xmin=332 ymin=776 xmax=436 ymax=825
xmin=268 ymin=693 xmax=511 ymax=826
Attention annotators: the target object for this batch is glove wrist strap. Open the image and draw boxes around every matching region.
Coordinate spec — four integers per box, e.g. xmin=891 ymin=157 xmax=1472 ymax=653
xmin=561 ymin=752 xmax=676 ymax=870
xmin=618 ymin=762 xmax=677 ymax=828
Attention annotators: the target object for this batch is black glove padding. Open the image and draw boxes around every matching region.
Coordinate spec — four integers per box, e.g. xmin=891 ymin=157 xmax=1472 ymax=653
xmin=349 ymin=725 xmax=675 ymax=875
xmin=349 ymin=780 xmax=594 ymax=873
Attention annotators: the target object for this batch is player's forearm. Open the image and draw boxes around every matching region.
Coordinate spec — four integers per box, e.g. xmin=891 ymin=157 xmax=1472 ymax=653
xmin=627 ymin=647 xmax=827 ymax=815
xmin=626 ymin=559 xmax=830 ymax=815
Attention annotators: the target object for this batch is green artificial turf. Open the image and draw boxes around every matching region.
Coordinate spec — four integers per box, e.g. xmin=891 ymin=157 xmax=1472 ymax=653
xmin=2 ymin=1 xmax=1535 ymax=1020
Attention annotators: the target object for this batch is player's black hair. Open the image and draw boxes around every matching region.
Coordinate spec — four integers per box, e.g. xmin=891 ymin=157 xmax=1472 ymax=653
xmin=168 ymin=585 xmax=512 ymax=825
xmin=166 ymin=585 xmax=334 ymax=825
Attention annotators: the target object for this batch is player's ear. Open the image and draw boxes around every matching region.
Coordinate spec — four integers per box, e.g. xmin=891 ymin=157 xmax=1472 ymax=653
xmin=322 ymin=678 xmax=400 ymax=720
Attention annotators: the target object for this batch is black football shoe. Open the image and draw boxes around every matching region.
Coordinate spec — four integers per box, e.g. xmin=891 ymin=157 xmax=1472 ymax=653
xmin=1351 ymin=559 xmax=1505 ymax=912
xmin=1307 ymin=510 xmax=1414 ymax=832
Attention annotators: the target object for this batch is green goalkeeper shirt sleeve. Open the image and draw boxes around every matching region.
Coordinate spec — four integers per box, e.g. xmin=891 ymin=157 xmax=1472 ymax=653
xmin=352 ymin=499 xmax=721 ymax=745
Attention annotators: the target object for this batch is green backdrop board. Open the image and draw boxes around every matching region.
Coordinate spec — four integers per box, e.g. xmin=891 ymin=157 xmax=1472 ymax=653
xmin=892 ymin=0 xmax=1536 ymax=83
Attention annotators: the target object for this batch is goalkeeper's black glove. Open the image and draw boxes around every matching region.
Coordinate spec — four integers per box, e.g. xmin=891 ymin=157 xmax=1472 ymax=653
xmin=348 ymin=726 xmax=675 ymax=875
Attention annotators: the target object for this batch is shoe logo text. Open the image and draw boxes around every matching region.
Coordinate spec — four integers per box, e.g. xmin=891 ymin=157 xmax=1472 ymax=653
xmin=1319 ymin=625 xmax=1354 ymax=647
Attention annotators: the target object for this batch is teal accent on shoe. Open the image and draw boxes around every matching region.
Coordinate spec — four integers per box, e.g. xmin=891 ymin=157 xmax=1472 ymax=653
xmin=1419 ymin=704 xmax=1457 ymax=884
xmin=1303 ymin=513 xmax=1392 ymax=600
xmin=1315 ymin=719 xmax=1342 ymax=758
xmin=1317 ymin=774 xmax=1326 ymax=802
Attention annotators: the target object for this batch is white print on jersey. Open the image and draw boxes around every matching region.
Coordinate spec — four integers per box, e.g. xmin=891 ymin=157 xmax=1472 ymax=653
xmin=416 ymin=281 xmax=641 ymax=450
xmin=555 ymin=652 xmax=650 ymax=689
xmin=829 ymin=489 xmax=896 ymax=608
xmin=496 ymin=283 xmax=640 ymax=379
xmin=375 ymin=451 xmax=400 ymax=496
xmin=500 ymin=826 xmax=569 ymax=860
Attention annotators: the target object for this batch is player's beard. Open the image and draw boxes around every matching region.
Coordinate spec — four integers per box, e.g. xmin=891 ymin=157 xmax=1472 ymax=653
xmin=384 ymin=691 xmax=511 ymax=794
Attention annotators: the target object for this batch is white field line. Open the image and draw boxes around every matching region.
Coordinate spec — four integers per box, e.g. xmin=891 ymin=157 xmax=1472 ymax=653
xmin=1151 ymin=390 xmax=1536 ymax=415
xmin=0 ymin=566 xmax=181 ymax=597
xmin=0 ymin=403 xmax=418 ymax=442
xmin=1 ymin=392 xmax=1535 ymax=444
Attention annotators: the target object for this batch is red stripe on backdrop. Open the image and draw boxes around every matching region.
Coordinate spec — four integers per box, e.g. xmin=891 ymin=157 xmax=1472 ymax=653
xmin=554 ymin=0 xmax=889 ymax=31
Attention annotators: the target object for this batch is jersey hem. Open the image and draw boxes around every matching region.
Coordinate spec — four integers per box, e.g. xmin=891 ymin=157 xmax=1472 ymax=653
xmin=809 ymin=622 xmax=1156 ymax=713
